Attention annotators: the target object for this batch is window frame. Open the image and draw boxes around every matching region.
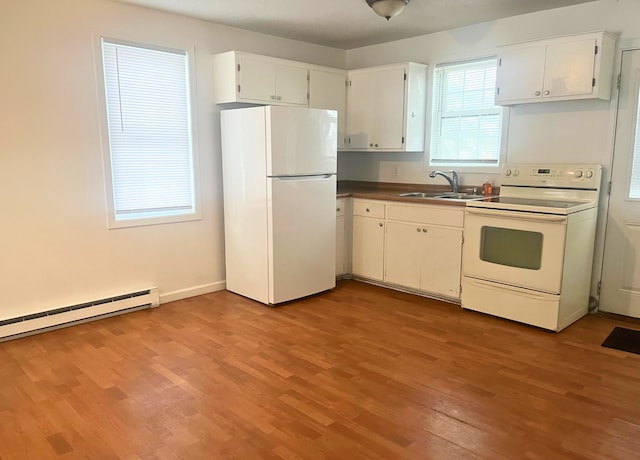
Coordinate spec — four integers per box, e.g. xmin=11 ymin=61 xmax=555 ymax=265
xmin=95 ymin=35 xmax=201 ymax=229
xmin=425 ymin=56 xmax=509 ymax=174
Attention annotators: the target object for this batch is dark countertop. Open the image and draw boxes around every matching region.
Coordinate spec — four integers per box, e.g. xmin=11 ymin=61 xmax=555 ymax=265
xmin=337 ymin=181 xmax=496 ymax=207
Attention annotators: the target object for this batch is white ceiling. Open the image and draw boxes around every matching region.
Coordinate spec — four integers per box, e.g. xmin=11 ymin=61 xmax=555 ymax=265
xmin=114 ymin=0 xmax=598 ymax=49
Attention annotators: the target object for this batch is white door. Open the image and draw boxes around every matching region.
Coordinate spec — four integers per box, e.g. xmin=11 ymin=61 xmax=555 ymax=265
xmin=420 ymin=227 xmax=462 ymax=299
xmin=274 ymin=64 xmax=308 ymax=106
xmin=600 ymin=49 xmax=640 ymax=318
xmin=496 ymin=44 xmax=546 ymax=103
xmin=347 ymin=71 xmax=376 ymax=150
xmin=268 ymin=175 xmax=336 ymax=304
xmin=238 ymin=56 xmax=275 ymax=103
xmin=384 ymin=221 xmax=423 ymax=289
xmin=543 ymin=38 xmax=596 ymax=99
xmin=352 ymin=216 xmax=385 ymax=280
xmin=266 ymin=106 xmax=337 ymax=176
xmin=372 ymin=66 xmax=405 ymax=150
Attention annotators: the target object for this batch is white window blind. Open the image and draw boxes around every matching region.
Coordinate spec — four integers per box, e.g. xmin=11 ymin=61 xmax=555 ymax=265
xmin=102 ymin=39 xmax=196 ymax=223
xmin=430 ymin=58 xmax=503 ymax=166
xmin=629 ymin=88 xmax=640 ymax=199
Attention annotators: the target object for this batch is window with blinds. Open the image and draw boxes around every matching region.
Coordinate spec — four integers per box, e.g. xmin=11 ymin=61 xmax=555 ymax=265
xmin=429 ymin=58 xmax=504 ymax=167
xmin=101 ymin=39 xmax=198 ymax=227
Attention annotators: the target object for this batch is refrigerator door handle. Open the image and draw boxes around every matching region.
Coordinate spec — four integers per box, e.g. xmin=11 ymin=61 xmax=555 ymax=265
xmin=272 ymin=174 xmax=334 ymax=181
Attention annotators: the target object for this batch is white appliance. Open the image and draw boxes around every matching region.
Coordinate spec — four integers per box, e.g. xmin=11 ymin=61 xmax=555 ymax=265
xmin=462 ymin=164 xmax=602 ymax=331
xmin=220 ymin=106 xmax=338 ymax=305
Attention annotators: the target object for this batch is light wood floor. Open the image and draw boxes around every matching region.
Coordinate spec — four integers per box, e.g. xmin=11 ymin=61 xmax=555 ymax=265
xmin=1 ymin=280 xmax=639 ymax=459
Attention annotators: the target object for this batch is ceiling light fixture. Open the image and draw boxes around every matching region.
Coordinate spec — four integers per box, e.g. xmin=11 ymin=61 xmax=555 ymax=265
xmin=366 ymin=0 xmax=412 ymax=21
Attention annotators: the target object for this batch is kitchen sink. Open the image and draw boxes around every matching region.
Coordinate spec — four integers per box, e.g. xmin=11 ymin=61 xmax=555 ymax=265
xmin=397 ymin=192 xmax=444 ymax=198
xmin=397 ymin=191 xmax=487 ymax=201
xmin=436 ymin=193 xmax=486 ymax=200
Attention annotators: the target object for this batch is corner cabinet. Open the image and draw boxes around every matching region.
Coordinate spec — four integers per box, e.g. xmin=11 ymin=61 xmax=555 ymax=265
xmin=346 ymin=62 xmax=427 ymax=152
xmin=213 ymin=51 xmax=308 ymax=106
xmin=495 ymin=31 xmax=616 ymax=105
xmin=309 ymin=68 xmax=347 ymax=150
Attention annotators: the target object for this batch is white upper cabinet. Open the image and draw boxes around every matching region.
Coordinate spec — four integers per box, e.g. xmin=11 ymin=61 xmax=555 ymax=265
xmin=495 ymin=31 xmax=616 ymax=105
xmin=346 ymin=62 xmax=427 ymax=152
xmin=309 ymin=68 xmax=347 ymax=149
xmin=213 ymin=51 xmax=308 ymax=106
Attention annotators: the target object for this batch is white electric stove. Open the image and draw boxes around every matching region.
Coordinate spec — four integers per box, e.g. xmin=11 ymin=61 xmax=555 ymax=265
xmin=462 ymin=164 xmax=602 ymax=331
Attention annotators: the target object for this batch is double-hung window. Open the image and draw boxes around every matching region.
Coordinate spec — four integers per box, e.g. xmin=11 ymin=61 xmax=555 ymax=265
xmin=100 ymin=39 xmax=199 ymax=227
xmin=429 ymin=58 xmax=505 ymax=168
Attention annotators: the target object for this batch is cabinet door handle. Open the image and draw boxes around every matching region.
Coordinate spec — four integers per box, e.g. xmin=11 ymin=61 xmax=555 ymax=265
xmin=543 ymin=90 xmax=550 ymax=96
xmin=369 ymin=143 xmax=374 ymax=147
xmin=416 ymin=227 xmax=421 ymax=232
xmin=337 ymin=207 xmax=341 ymax=212
xmin=374 ymin=143 xmax=379 ymax=147
xmin=422 ymin=228 xmax=427 ymax=233
xmin=535 ymin=91 xmax=541 ymax=96
xmin=365 ymin=208 xmax=370 ymax=212
xmin=271 ymin=95 xmax=276 ymax=100
xmin=277 ymin=96 xmax=282 ymax=100
xmin=378 ymin=223 xmax=383 ymax=227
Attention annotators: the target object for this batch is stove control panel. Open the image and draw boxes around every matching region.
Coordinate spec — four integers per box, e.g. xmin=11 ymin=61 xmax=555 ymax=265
xmin=501 ymin=164 xmax=602 ymax=189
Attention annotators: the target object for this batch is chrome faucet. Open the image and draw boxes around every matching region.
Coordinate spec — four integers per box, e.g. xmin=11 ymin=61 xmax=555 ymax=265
xmin=429 ymin=170 xmax=459 ymax=193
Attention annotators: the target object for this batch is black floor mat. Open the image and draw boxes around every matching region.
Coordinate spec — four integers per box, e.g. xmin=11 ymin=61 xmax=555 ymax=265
xmin=601 ymin=327 xmax=640 ymax=355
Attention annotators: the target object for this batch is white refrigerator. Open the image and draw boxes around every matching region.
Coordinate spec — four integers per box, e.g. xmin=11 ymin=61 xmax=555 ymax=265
xmin=220 ymin=106 xmax=338 ymax=305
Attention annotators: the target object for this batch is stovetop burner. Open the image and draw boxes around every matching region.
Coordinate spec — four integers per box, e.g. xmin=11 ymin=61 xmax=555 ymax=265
xmin=467 ymin=196 xmax=594 ymax=215
xmin=466 ymin=163 xmax=603 ymax=215
xmin=484 ymin=197 xmax=586 ymax=208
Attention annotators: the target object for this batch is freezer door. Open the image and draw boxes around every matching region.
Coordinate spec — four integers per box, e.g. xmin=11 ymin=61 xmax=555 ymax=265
xmin=267 ymin=174 xmax=336 ymax=304
xmin=266 ymin=107 xmax=337 ymax=176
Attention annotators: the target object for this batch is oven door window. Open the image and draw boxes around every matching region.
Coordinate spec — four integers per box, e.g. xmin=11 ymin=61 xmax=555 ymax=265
xmin=480 ymin=226 xmax=543 ymax=269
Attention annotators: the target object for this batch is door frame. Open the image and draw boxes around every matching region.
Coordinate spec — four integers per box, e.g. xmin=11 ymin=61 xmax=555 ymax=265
xmin=595 ymin=39 xmax=640 ymax=310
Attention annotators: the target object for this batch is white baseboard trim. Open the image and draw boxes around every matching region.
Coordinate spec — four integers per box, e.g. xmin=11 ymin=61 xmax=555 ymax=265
xmin=160 ymin=281 xmax=226 ymax=304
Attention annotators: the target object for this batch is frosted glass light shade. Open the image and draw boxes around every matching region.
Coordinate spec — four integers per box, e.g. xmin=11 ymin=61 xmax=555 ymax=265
xmin=366 ymin=0 xmax=411 ymax=20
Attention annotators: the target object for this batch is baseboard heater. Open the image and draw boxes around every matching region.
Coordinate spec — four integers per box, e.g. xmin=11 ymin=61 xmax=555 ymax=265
xmin=0 ymin=288 xmax=159 ymax=342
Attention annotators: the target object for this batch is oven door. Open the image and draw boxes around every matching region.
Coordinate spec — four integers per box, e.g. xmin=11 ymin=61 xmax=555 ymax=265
xmin=463 ymin=207 xmax=567 ymax=294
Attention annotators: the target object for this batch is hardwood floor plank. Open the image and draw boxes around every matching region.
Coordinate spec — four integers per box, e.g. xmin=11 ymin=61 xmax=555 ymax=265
xmin=1 ymin=280 xmax=640 ymax=459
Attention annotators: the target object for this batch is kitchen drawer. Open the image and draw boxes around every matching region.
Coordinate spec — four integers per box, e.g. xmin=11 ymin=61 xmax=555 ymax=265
xmin=353 ymin=200 xmax=385 ymax=219
xmin=387 ymin=203 xmax=464 ymax=228
xmin=336 ymin=198 xmax=346 ymax=216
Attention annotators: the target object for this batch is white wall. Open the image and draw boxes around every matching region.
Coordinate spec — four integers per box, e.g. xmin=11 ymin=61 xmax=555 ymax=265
xmin=4 ymin=0 xmax=636 ymax=320
xmin=340 ymin=0 xmax=640 ymax=300
xmin=340 ymin=0 xmax=640 ymax=186
xmin=0 ymin=0 xmax=344 ymax=319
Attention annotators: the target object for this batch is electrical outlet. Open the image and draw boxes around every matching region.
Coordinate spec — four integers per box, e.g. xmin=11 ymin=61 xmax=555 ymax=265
xmin=392 ymin=165 xmax=399 ymax=177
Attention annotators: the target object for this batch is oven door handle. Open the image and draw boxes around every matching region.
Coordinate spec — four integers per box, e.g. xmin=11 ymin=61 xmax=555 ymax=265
xmin=465 ymin=208 xmax=567 ymax=223
xmin=466 ymin=278 xmax=559 ymax=299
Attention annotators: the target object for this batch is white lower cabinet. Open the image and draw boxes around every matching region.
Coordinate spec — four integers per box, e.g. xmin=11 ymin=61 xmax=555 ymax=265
xmin=350 ymin=199 xmax=464 ymax=301
xmin=336 ymin=198 xmax=346 ymax=276
xmin=385 ymin=221 xmax=462 ymax=299
xmin=351 ymin=200 xmax=386 ymax=280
